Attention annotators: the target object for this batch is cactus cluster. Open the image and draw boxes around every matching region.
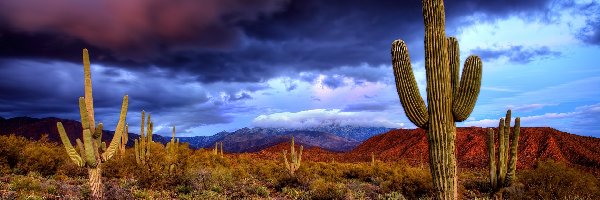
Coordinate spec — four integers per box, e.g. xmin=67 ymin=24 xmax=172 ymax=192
xmin=56 ymin=49 xmax=129 ymax=199
xmin=283 ymin=137 xmax=302 ymax=176
xmin=213 ymin=141 xmax=224 ymax=158
xmin=391 ymin=0 xmax=483 ymax=198
xmin=134 ymin=111 xmax=153 ymax=165
xmin=488 ymin=110 xmax=521 ymax=196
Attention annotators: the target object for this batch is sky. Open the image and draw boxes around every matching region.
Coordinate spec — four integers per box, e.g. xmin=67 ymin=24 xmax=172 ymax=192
xmin=0 ymin=0 xmax=599 ymax=137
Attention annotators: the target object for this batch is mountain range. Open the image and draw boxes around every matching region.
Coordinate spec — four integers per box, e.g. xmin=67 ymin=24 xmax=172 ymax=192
xmin=3 ymin=116 xmax=600 ymax=174
xmin=0 ymin=116 xmax=391 ymax=152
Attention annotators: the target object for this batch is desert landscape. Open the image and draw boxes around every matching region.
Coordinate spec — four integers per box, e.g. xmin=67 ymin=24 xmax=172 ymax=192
xmin=1 ymin=0 xmax=600 ymax=199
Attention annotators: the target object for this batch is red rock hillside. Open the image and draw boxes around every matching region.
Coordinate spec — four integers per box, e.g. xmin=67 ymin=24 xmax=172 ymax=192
xmin=252 ymin=127 xmax=600 ymax=172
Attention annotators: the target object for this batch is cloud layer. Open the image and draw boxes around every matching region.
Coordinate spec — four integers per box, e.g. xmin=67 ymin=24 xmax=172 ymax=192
xmin=252 ymin=109 xmax=404 ymax=129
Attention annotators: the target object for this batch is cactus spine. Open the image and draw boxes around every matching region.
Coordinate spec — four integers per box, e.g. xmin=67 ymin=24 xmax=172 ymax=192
xmin=283 ymin=136 xmax=302 ymax=176
xmin=391 ymin=0 xmax=483 ymax=198
xmin=56 ymin=49 xmax=129 ymax=200
xmin=134 ymin=111 xmax=153 ymax=165
xmin=488 ymin=110 xmax=521 ymax=197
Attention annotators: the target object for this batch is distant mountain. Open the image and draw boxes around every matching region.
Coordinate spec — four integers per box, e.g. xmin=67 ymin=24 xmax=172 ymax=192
xmin=0 ymin=117 xmax=388 ymax=152
xmin=156 ymin=125 xmax=390 ymax=151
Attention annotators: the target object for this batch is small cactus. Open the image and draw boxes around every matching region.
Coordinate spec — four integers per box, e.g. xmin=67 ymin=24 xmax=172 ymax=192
xmin=166 ymin=126 xmax=179 ymax=174
xmin=213 ymin=141 xmax=224 ymax=157
xmin=488 ymin=110 xmax=521 ymax=197
xmin=283 ymin=136 xmax=302 ymax=176
xmin=134 ymin=111 xmax=153 ymax=165
xmin=56 ymin=49 xmax=129 ymax=199
xmin=371 ymin=152 xmax=376 ymax=166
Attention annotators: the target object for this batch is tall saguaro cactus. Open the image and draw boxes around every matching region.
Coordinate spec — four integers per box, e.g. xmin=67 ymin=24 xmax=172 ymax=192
xmin=57 ymin=49 xmax=129 ymax=200
xmin=283 ymin=136 xmax=302 ymax=176
xmin=134 ymin=111 xmax=153 ymax=165
xmin=391 ymin=0 xmax=482 ymax=198
xmin=488 ymin=110 xmax=521 ymax=197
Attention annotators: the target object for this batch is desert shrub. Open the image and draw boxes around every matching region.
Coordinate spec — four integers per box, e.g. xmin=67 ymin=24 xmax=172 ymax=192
xmin=56 ymin=161 xmax=87 ymax=178
xmin=103 ymin=148 xmax=138 ymax=179
xmin=374 ymin=161 xmax=433 ymax=199
xmin=309 ymin=178 xmax=347 ymax=200
xmin=281 ymin=186 xmax=310 ymax=200
xmin=0 ymin=135 xmax=29 ymax=174
xmin=519 ymin=159 xmax=600 ymax=199
xmin=377 ymin=191 xmax=407 ymax=200
xmin=17 ymin=135 xmax=66 ymax=176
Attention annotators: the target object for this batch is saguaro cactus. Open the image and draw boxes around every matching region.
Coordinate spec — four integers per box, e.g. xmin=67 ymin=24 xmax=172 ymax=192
xmin=371 ymin=152 xmax=376 ymax=166
xmin=283 ymin=136 xmax=302 ymax=176
xmin=213 ymin=142 xmax=224 ymax=157
xmin=134 ymin=111 xmax=153 ymax=165
xmin=391 ymin=0 xmax=483 ymax=198
xmin=166 ymin=126 xmax=179 ymax=173
xmin=488 ymin=110 xmax=521 ymax=197
xmin=57 ymin=49 xmax=129 ymax=200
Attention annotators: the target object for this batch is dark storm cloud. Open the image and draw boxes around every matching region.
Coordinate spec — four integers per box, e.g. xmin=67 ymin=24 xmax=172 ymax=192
xmin=471 ymin=45 xmax=561 ymax=64
xmin=0 ymin=59 xmax=236 ymax=133
xmin=0 ymin=0 xmax=568 ymax=134
xmin=0 ymin=0 xmax=556 ymax=84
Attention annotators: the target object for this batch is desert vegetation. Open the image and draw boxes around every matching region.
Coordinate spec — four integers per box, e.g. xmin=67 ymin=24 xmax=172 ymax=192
xmin=1 ymin=134 xmax=600 ymax=199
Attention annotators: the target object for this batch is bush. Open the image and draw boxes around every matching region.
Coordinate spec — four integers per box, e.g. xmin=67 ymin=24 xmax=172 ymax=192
xmin=309 ymin=178 xmax=346 ymax=200
xmin=0 ymin=135 xmax=29 ymax=174
xmin=17 ymin=135 xmax=66 ymax=176
xmin=518 ymin=160 xmax=600 ymax=199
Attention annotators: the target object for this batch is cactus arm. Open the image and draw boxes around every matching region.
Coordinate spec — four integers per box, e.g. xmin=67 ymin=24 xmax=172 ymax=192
xmin=76 ymin=139 xmax=85 ymax=161
xmin=283 ymin=150 xmax=290 ymax=171
xmin=220 ymin=142 xmax=223 ymax=157
xmin=487 ymin=128 xmax=497 ymax=190
xmin=505 ymin=117 xmax=520 ymax=186
xmin=140 ymin=111 xmax=145 ymax=138
xmin=448 ymin=37 xmax=460 ymax=96
xmin=83 ymin=129 xmax=97 ymax=167
xmin=497 ymin=118 xmax=506 ymax=187
xmin=298 ymin=145 xmax=303 ymax=166
xmin=172 ymin=126 xmax=176 ymax=140
xmin=82 ymin=49 xmax=95 ymax=133
xmin=57 ymin=122 xmax=84 ymax=167
xmin=290 ymin=137 xmax=296 ymax=161
xmin=101 ymin=142 xmax=107 ymax=151
xmin=391 ymin=40 xmax=429 ymax=128
xmin=102 ymin=95 xmax=129 ymax=161
xmin=94 ymin=123 xmax=103 ymax=148
xmin=134 ymin=139 xmax=140 ymax=164
xmin=452 ymin=56 xmax=482 ymax=122
xmin=79 ymin=97 xmax=90 ymax=130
